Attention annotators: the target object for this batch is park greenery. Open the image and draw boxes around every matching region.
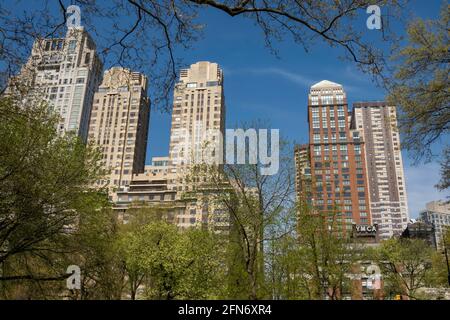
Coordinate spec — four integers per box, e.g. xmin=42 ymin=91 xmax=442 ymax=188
xmin=0 ymin=1 xmax=449 ymax=299
xmin=0 ymin=87 xmax=448 ymax=299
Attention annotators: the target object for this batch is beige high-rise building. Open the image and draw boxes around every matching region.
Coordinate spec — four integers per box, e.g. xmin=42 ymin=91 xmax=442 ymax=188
xmin=18 ymin=27 xmax=103 ymax=142
xmin=114 ymin=156 xmax=230 ymax=232
xmin=294 ymin=144 xmax=312 ymax=204
xmin=88 ymin=67 xmax=150 ymax=197
xmin=168 ymin=61 xmax=225 ymax=191
xmin=113 ymin=62 xmax=229 ymax=232
xmin=351 ymin=101 xmax=409 ymax=239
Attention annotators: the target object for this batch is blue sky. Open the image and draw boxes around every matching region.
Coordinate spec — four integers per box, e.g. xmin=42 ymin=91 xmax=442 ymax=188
xmin=6 ymin=0 xmax=448 ymax=217
xmin=144 ymin=1 xmax=448 ymax=218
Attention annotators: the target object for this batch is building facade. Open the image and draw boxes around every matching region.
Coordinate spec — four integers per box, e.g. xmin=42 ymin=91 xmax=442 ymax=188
xmin=88 ymin=67 xmax=150 ymax=196
xmin=351 ymin=101 xmax=409 ymax=240
xmin=294 ymin=144 xmax=312 ymax=204
xmin=113 ymin=62 xmax=230 ymax=231
xmin=401 ymin=220 xmax=436 ymax=249
xmin=419 ymin=201 xmax=450 ymax=249
xmin=20 ymin=27 xmax=103 ymax=141
xmin=114 ymin=156 xmax=230 ymax=232
xmin=307 ymin=80 xmax=372 ymax=233
xmin=168 ymin=61 xmax=225 ymax=191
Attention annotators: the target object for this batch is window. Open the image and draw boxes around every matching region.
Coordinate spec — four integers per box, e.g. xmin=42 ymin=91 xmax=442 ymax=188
xmin=321 ymin=95 xmax=333 ymax=105
xmin=187 ymin=82 xmax=197 ymax=88
xmin=312 ymin=119 xmax=320 ymax=129
xmin=68 ymin=40 xmax=77 ymax=52
xmin=314 ymin=145 xmax=321 ymax=156
xmin=77 ymin=70 xmax=88 ymax=77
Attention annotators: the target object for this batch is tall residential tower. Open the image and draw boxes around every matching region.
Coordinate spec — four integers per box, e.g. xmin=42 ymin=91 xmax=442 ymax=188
xmin=20 ymin=27 xmax=103 ymax=141
xmin=88 ymin=67 xmax=150 ymax=195
xmin=168 ymin=61 xmax=225 ymax=190
xmin=351 ymin=102 xmax=409 ymax=239
xmin=307 ymin=80 xmax=371 ymax=233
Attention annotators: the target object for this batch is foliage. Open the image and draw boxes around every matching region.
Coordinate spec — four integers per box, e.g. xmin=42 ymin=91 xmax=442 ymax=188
xmin=0 ymin=86 xmax=108 ymax=294
xmin=388 ymin=6 xmax=449 ymax=181
xmin=371 ymin=238 xmax=446 ymax=300
xmin=119 ymin=219 xmax=226 ymax=300
xmin=0 ymin=0 xmax=404 ymax=108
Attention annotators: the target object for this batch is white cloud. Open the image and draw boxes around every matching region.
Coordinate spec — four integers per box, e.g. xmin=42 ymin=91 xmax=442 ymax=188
xmin=404 ymin=162 xmax=447 ymax=218
xmin=248 ymin=67 xmax=314 ymax=87
xmin=226 ymin=66 xmax=315 ymax=87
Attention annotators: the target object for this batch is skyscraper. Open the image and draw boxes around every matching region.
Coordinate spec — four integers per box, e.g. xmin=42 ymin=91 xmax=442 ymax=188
xmin=20 ymin=27 xmax=103 ymax=141
xmin=351 ymin=102 xmax=409 ymax=239
xmin=88 ymin=67 xmax=150 ymax=196
xmin=307 ymin=80 xmax=371 ymax=233
xmin=168 ymin=61 xmax=225 ymax=190
xmin=419 ymin=201 xmax=449 ymax=249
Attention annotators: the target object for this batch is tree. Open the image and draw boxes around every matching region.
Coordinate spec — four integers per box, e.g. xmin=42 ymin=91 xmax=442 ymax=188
xmin=120 ymin=220 xmax=225 ymax=299
xmin=68 ymin=206 xmax=126 ymax=300
xmin=373 ymin=238 xmax=436 ymax=300
xmin=0 ymin=85 xmax=107 ymax=290
xmin=387 ymin=6 xmax=449 ymax=188
xmin=436 ymin=147 xmax=450 ymax=193
xmin=265 ymin=232 xmax=311 ymax=300
xmin=0 ymin=0 xmax=403 ymax=107
xmin=294 ymin=204 xmax=358 ymax=300
xmin=185 ymin=129 xmax=296 ymax=299
xmin=116 ymin=205 xmax=176 ymax=300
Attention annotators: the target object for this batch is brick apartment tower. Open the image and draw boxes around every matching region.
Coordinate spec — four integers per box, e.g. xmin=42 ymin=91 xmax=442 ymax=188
xmin=307 ymin=80 xmax=371 ymax=233
xmin=351 ymin=102 xmax=409 ymax=239
xmin=88 ymin=67 xmax=150 ymax=198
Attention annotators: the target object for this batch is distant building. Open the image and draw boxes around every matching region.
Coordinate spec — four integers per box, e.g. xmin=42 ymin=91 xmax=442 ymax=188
xmin=419 ymin=201 xmax=450 ymax=249
xmin=401 ymin=220 xmax=436 ymax=249
xmin=113 ymin=156 xmax=230 ymax=232
xmin=295 ymin=85 xmax=411 ymax=241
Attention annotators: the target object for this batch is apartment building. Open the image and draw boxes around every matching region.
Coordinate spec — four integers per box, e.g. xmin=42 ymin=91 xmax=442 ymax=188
xmin=88 ymin=67 xmax=150 ymax=196
xmin=20 ymin=27 xmax=103 ymax=141
xmin=168 ymin=61 xmax=225 ymax=191
xmin=419 ymin=201 xmax=450 ymax=249
xmin=114 ymin=156 xmax=230 ymax=232
xmin=351 ymin=102 xmax=409 ymax=239
xmin=306 ymin=80 xmax=372 ymax=233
